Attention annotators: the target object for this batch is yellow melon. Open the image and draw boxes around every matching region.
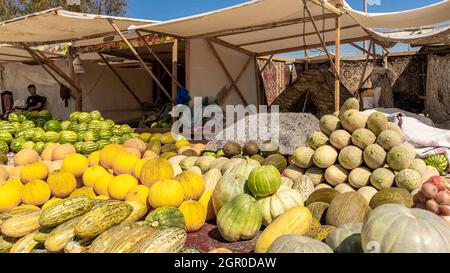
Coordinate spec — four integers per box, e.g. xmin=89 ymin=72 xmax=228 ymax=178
xmin=93 ymin=173 xmax=114 ymax=196
xmin=174 ymin=171 xmax=205 ymax=200
xmin=125 ymin=184 xmax=150 ymax=206
xmin=49 ymin=160 xmax=63 ymax=173
xmin=82 ymin=165 xmax=109 ymax=187
xmin=14 ymin=149 xmax=40 ymax=166
xmin=112 ymin=153 xmax=140 ymax=175
xmin=125 ymin=148 xmax=142 ymax=159
xmin=20 ymin=162 xmax=49 ymax=184
xmin=20 ymin=180 xmax=51 ymax=206
xmin=99 ymin=144 xmax=127 ymax=169
xmin=88 ymin=151 xmax=100 ymax=166
xmin=177 ymin=146 xmax=193 ymax=155
xmin=178 ymin=200 xmax=206 ymax=232
xmin=62 ymin=153 xmax=89 ymax=178
xmin=52 ymin=144 xmax=76 ymax=161
xmin=107 ymin=174 xmax=139 ymax=200
xmin=41 ymin=143 xmax=60 ymax=161
xmin=131 ymin=158 xmax=149 ymax=180
xmin=69 ymin=187 xmax=97 ymax=199
xmin=175 ymin=139 xmax=190 ymax=149
xmin=8 ymin=166 xmax=23 ymax=178
xmin=142 ymin=150 xmax=159 ymax=159
xmin=4 ymin=177 xmax=24 ymax=192
xmin=0 ymin=184 xmax=21 ymax=212
xmin=47 ymin=171 xmax=77 ymax=198
xmin=0 ymin=166 xmax=9 ymax=181
xmin=148 ymin=179 xmax=184 ymax=209
xmin=140 ymin=158 xmax=174 ymax=187
xmin=42 ymin=197 xmax=63 ymax=210
xmin=94 ymin=195 xmax=110 ymax=201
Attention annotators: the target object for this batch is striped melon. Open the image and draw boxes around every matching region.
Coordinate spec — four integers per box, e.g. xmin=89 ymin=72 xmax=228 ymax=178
xmin=0 ymin=131 xmax=13 ymax=144
xmin=44 ymin=131 xmax=60 ymax=143
xmin=77 ymin=113 xmax=92 ymax=124
xmin=134 ymin=227 xmax=187 ymax=253
xmin=88 ymin=222 xmax=143 ymax=253
xmin=82 ymin=141 xmax=99 ymax=154
xmin=99 ymin=130 xmax=113 ymax=140
xmin=60 ymin=131 xmax=78 ymax=144
xmin=0 ymin=141 xmax=9 ymax=153
xmin=84 ymin=131 xmax=100 ymax=142
xmin=39 ymin=196 xmax=95 ymax=228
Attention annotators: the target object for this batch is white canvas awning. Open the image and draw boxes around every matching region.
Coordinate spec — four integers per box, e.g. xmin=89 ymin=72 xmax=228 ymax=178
xmin=0 ymin=44 xmax=64 ymax=63
xmin=0 ymin=8 xmax=158 ymax=43
xmin=130 ymin=0 xmax=369 ymax=56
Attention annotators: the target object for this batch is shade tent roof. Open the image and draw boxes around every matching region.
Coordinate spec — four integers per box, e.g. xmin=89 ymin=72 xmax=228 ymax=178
xmin=0 ymin=8 xmax=159 ymax=43
xmin=0 ymin=44 xmax=64 ymax=63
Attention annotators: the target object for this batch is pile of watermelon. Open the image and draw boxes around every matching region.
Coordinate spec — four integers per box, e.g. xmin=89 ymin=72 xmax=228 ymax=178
xmin=0 ymin=110 xmax=138 ymax=155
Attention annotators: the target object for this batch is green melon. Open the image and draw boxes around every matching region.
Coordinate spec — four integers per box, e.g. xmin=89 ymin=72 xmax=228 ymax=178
xmin=368 ymin=187 xmax=413 ymax=209
xmin=306 ymin=201 xmax=330 ymax=224
xmin=338 ymin=146 xmax=363 ymax=170
xmin=325 ymin=223 xmax=363 ymax=253
xmin=324 ymin=164 xmax=349 ymax=186
xmin=409 ymin=159 xmax=427 ymax=175
xmin=97 ymin=140 xmax=109 ymax=149
xmin=61 ymin=121 xmax=71 ymax=131
xmin=387 ymin=145 xmax=415 ymax=171
xmin=22 ymin=141 xmax=35 ymax=150
xmin=424 ymin=154 xmax=448 ymax=173
xmin=292 ymin=147 xmax=315 ymax=169
xmin=340 ymin=110 xmax=367 ymax=133
xmin=60 ymin=131 xmax=78 ymax=144
xmin=313 ymin=145 xmax=338 ymax=169
xmin=83 ymin=131 xmax=100 ymax=142
xmin=89 ymin=110 xmax=102 ymax=121
xmin=307 ymin=132 xmax=329 ymax=150
xmin=305 ymin=188 xmax=340 ymax=206
xmin=326 ymin=192 xmax=370 ymax=227
xmin=305 ymin=166 xmax=325 ymax=186
xmin=320 ymin=115 xmax=342 ymax=136
xmin=88 ymin=121 xmax=101 ymax=132
xmin=261 ymin=154 xmax=287 ymax=173
xmin=357 ymin=186 xmax=378 ymax=203
xmin=351 ymin=128 xmax=376 ymax=150
xmin=34 ymin=142 xmax=45 ymax=154
xmin=73 ymin=142 xmax=83 ymax=153
xmin=363 ymin=144 xmax=386 ymax=170
xmin=82 ymin=141 xmax=99 ymax=154
xmin=329 ymin=130 xmax=352 ymax=150
xmin=387 ymin=122 xmax=404 ymax=140
xmin=370 ymin=168 xmax=395 ymax=190
xmin=77 ymin=112 xmax=92 ymax=124
xmin=10 ymin=137 xmax=26 ymax=152
xmin=376 ymin=130 xmax=402 ymax=151
xmin=348 ymin=167 xmax=372 ymax=189
xmin=44 ymin=131 xmax=60 ymax=143
xmin=0 ymin=131 xmax=13 ymax=144
xmin=366 ymin=112 xmax=388 ymax=136
xmin=395 ymin=169 xmax=422 ymax=192
xmin=339 ymin=98 xmax=360 ymax=119
xmin=0 ymin=141 xmax=9 ymax=153
xmin=43 ymin=120 xmax=62 ymax=132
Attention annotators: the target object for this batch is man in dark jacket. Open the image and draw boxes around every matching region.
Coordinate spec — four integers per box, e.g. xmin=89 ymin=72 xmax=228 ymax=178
xmin=15 ymin=84 xmax=45 ymax=111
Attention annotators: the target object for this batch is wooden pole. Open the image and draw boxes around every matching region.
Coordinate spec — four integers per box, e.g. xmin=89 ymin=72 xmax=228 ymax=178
xmin=172 ymin=39 xmax=178 ymax=104
xmin=260 ymin=55 xmax=274 ymax=74
xmin=372 ymin=41 xmax=377 ymax=66
xmin=334 ymin=16 xmax=341 ymax=112
xmin=357 ymin=40 xmax=374 ymax=92
xmin=98 ymin=52 xmax=143 ymax=107
xmin=68 ymin=54 xmax=82 ymax=111
xmin=108 ymin=19 xmax=173 ymax=103
xmin=254 ymin=55 xmax=262 ymax=105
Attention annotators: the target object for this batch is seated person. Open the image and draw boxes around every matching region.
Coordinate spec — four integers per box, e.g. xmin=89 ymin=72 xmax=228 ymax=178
xmin=14 ymin=85 xmax=46 ymax=111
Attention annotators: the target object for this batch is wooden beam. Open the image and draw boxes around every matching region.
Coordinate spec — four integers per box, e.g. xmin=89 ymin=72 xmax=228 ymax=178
xmin=349 ymin=42 xmax=376 ymax=59
xmin=207 ymin=37 xmax=253 ymax=56
xmin=108 ymin=19 xmax=173 ymax=103
xmin=98 ymin=52 xmax=144 ymax=107
xmin=135 ymin=30 xmax=182 ymax=88
xmin=185 ymin=39 xmax=191 ymax=91
xmin=309 ymin=0 xmax=343 ymax=15
xmin=189 ymin=13 xmax=339 ymax=39
xmin=172 ymin=39 xmax=178 ymax=104
xmin=372 ymin=40 xmax=377 ymax=66
xmin=334 ymin=16 xmax=341 ymax=112
xmin=260 ymin=55 xmax=274 ymax=74
xmin=206 ymin=40 xmax=248 ymax=106
xmin=224 ymin=55 xmax=253 ymax=94
xmin=254 ymin=55 xmax=261 ymax=106
xmin=357 ymin=40 xmax=374 ymax=92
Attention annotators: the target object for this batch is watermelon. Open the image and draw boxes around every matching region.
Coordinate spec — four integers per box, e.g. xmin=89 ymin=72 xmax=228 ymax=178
xmin=109 ymin=135 xmax=124 ymax=144
xmin=121 ymin=134 xmax=133 ymax=142
xmin=130 ymin=133 xmax=140 ymax=139
xmin=424 ymin=154 xmax=449 ymax=173
xmin=100 ymin=119 xmax=115 ymax=131
xmin=34 ymin=142 xmax=46 ymax=154
xmin=89 ymin=110 xmax=102 ymax=121
xmin=77 ymin=112 xmax=92 ymax=124
xmin=32 ymin=131 xmax=45 ymax=142
xmin=0 ymin=124 xmax=17 ymax=135
xmin=0 ymin=130 xmax=13 ymax=144
xmin=61 ymin=121 xmax=71 ymax=131
xmin=70 ymin=112 xmax=81 ymax=122
xmin=82 ymin=141 xmax=99 ymax=154
xmin=88 ymin=120 xmax=101 ymax=131
xmin=77 ymin=123 xmax=88 ymax=132
xmin=97 ymin=140 xmax=109 ymax=149
xmin=74 ymin=142 xmax=83 ymax=153
xmin=22 ymin=141 xmax=35 ymax=150
xmin=35 ymin=118 xmax=47 ymax=128
xmin=15 ymin=130 xmax=26 ymax=139
xmin=77 ymin=131 xmax=86 ymax=142
xmin=39 ymin=110 xmax=52 ymax=120
xmin=60 ymin=131 xmax=78 ymax=144
xmin=8 ymin=113 xmax=20 ymax=122
xmin=10 ymin=137 xmax=26 ymax=152
xmin=112 ymin=127 xmax=122 ymax=136
xmin=119 ymin=124 xmax=133 ymax=135
xmin=23 ymin=129 xmax=36 ymax=140
xmin=44 ymin=131 xmax=60 ymax=143
xmin=10 ymin=122 xmax=21 ymax=132
xmin=99 ymin=130 xmax=112 ymax=140
xmin=84 ymin=131 xmax=100 ymax=142
xmin=0 ymin=141 xmax=9 ymax=153
xmin=44 ymin=120 xmax=62 ymax=132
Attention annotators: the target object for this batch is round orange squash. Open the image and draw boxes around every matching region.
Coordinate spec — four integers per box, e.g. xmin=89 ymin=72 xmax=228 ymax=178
xmin=0 ymin=184 xmax=21 ymax=212
xmin=142 ymin=150 xmax=159 ymax=159
xmin=140 ymin=158 xmax=174 ymax=187
xmin=124 ymin=138 xmax=147 ymax=154
xmin=20 ymin=179 xmax=51 ymax=206
xmin=52 ymin=144 xmax=76 ymax=161
xmin=20 ymin=162 xmax=49 ymax=184
xmin=88 ymin=151 xmax=100 ymax=166
xmin=107 ymin=174 xmax=139 ymax=200
xmin=41 ymin=143 xmax=59 ymax=161
xmin=112 ymin=153 xmax=140 ymax=175
xmin=62 ymin=153 xmax=89 ymax=178
xmin=93 ymin=173 xmax=114 ymax=197
xmin=174 ymin=171 xmax=205 ymax=200
xmin=148 ymin=179 xmax=184 ymax=208
xmin=178 ymin=200 xmax=206 ymax=232
xmin=47 ymin=170 xmax=77 ymax=198
xmin=14 ymin=149 xmax=40 ymax=166
xmin=99 ymin=144 xmax=127 ymax=169
xmin=82 ymin=165 xmax=109 ymax=187
xmin=131 ymin=158 xmax=149 ymax=180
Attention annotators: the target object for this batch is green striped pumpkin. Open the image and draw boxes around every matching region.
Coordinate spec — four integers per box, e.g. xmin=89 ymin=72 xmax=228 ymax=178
xmin=144 ymin=207 xmax=185 ymax=229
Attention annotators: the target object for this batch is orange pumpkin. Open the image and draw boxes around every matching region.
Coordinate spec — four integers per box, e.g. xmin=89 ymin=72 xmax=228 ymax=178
xmin=140 ymin=158 xmax=174 ymax=187
xmin=178 ymin=200 xmax=206 ymax=232
xmin=99 ymin=144 xmax=127 ymax=169
xmin=174 ymin=171 xmax=205 ymax=200
xmin=47 ymin=171 xmax=77 ymax=198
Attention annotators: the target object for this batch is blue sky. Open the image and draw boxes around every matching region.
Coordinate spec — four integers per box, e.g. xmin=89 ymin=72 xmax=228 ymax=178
xmin=127 ymin=0 xmax=443 ymax=57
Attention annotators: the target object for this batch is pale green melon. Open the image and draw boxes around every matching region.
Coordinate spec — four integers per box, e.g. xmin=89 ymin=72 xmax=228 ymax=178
xmin=339 ymin=98 xmax=360 ymax=119
xmin=351 ymin=128 xmax=376 ymax=150
xmin=335 ymin=183 xmax=356 ymax=194
xmin=292 ymin=147 xmax=315 ymax=169
xmin=313 ymin=145 xmax=338 ymax=169
xmin=307 ymin=131 xmax=329 ymax=150
xmin=340 ymin=110 xmax=367 ymax=133
xmin=348 ymin=167 xmax=372 ymax=189
xmin=387 ymin=122 xmax=404 ymax=140
xmin=363 ymin=144 xmax=386 ymax=170
xmin=282 ymin=164 xmax=305 ymax=182
xmin=329 ymin=130 xmax=352 ymax=150
xmin=400 ymin=142 xmax=416 ymax=159
xmin=357 ymin=186 xmax=378 ymax=203
xmin=315 ymin=183 xmax=332 ymax=190
xmin=320 ymin=115 xmax=342 ymax=136
xmin=367 ymin=112 xmax=388 ymax=136
xmin=387 ymin=145 xmax=415 ymax=171
xmin=370 ymin=168 xmax=395 ymax=190
xmin=324 ymin=164 xmax=349 ymax=186
xmin=395 ymin=169 xmax=422 ymax=192
xmin=305 ymin=166 xmax=325 ymax=186
xmin=409 ymin=159 xmax=427 ymax=175
xmin=333 ymin=111 xmax=340 ymax=118
xmin=377 ymin=130 xmax=402 ymax=151
xmin=338 ymin=146 xmax=363 ymax=170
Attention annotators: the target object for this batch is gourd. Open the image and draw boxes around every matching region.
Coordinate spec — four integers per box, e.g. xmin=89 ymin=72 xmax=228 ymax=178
xmin=144 ymin=207 xmax=185 ymax=229
xmin=267 ymin=235 xmax=333 ymax=253
xmin=39 ymin=196 xmax=95 ymax=228
xmin=212 ymin=174 xmax=247 ymax=215
xmin=325 ymin=223 xmax=363 ymax=253
xmin=326 ymin=192 xmax=370 ymax=227
xmin=134 ymin=228 xmax=187 ymax=253
xmin=258 ymin=188 xmax=305 ymax=226
xmin=178 ymin=200 xmax=206 ymax=232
